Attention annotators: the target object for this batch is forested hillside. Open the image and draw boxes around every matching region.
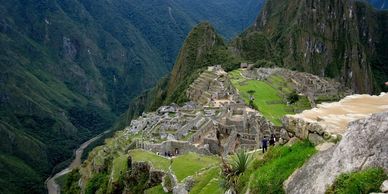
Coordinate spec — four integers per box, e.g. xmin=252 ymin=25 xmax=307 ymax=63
xmin=0 ymin=0 xmax=263 ymax=193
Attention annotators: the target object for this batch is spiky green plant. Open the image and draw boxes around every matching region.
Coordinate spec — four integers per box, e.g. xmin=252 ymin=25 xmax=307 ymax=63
xmin=221 ymin=150 xmax=253 ymax=193
xmin=232 ymin=150 xmax=252 ymax=175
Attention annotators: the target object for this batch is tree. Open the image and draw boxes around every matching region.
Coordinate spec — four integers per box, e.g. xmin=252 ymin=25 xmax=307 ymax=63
xmin=247 ymin=90 xmax=256 ymax=109
xmin=247 ymin=90 xmax=256 ymax=100
xmin=287 ymin=91 xmax=299 ymax=104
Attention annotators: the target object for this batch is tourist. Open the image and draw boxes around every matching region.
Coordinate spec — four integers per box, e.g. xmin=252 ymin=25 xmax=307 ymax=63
xmin=269 ymin=134 xmax=276 ymax=146
xmin=262 ymin=136 xmax=268 ymax=153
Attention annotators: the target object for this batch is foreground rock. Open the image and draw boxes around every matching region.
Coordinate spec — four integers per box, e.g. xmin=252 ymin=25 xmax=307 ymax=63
xmin=284 ymin=112 xmax=388 ymax=194
xmin=381 ymin=180 xmax=388 ymax=193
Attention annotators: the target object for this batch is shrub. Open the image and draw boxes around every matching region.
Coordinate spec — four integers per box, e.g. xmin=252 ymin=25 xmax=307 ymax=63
xmin=63 ymin=169 xmax=81 ymax=194
xmin=163 ymin=175 xmax=173 ymax=192
xmin=326 ymin=168 xmax=387 ymax=194
xmin=85 ymin=173 xmax=109 ymax=194
xmin=254 ymin=59 xmax=276 ymax=68
xmin=287 ymin=91 xmax=299 ymax=104
xmin=221 ymin=150 xmax=252 ymax=192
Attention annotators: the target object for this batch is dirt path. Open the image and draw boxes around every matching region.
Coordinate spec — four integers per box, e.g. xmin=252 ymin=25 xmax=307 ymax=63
xmin=46 ymin=130 xmax=111 ymax=194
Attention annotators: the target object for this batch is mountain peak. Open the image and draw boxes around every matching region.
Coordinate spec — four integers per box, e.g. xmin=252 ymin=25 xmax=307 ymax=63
xmin=166 ymin=22 xmax=226 ymax=103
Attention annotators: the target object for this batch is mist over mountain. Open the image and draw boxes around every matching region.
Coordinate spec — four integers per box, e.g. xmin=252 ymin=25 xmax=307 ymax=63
xmin=366 ymin=0 xmax=388 ymax=9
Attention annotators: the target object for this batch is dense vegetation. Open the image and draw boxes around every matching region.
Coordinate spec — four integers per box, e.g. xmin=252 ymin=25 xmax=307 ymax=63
xmin=326 ymin=167 xmax=387 ymax=194
xmin=0 ymin=0 xmax=264 ymax=192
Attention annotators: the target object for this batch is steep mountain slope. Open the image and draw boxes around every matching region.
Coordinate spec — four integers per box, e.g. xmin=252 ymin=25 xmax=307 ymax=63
xmin=233 ymin=0 xmax=388 ymax=93
xmin=122 ymin=23 xmax=240 ymax=123
xmin=0 ymin=0 xmax=264 ymax=193
xmin=166 ymin=23 xmax=228 ymax=103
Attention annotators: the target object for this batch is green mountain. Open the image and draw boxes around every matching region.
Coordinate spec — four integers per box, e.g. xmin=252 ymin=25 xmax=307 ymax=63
xmin=233 ymin=0 xmax=388 ymax=93
xmin=122 ymin=23 xmax=240 ymax=123
xmin=124 ymin=0 xmax=388 ymax=130
xmin=0 ymin=0 xmax=263 ymax=193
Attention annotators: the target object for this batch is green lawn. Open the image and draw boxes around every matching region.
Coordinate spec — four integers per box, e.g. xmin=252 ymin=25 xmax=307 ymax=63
xmin=198 ymin=178 xmax=223 ymax=194
xmin=111 ymin=155 xmax=128 ymax=182
xmin=129 ymin=149 xmax=170 ymax=171
xmin=144 ymin=185 xmax=171 ymax=194
xmin=171 ymin=152 xmax=219 ymax=181
xmin=237 ymin=141 xmax=316 ymax=194
xmin=190 ymin=167 xmax=222 ymax=194
xmin=326 ymin=167 xmax=387 ymax=194
xmin=229 ymin=69 xmax=310 ymax=126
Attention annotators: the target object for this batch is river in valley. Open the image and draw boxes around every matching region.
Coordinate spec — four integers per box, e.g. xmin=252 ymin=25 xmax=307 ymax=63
xmin=46 ymin=130 xmax=111 ymax=194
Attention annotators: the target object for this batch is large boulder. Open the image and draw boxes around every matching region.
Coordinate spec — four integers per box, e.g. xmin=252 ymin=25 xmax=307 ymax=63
xmin=284 ymin=112 xmax=388 ymax=194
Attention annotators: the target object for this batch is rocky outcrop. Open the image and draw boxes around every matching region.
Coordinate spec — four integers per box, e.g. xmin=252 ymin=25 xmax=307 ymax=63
xmin=283 ymin=112 xmax=388 ymax=194
xmin=381 ymin=180 xmax=388 ymax=192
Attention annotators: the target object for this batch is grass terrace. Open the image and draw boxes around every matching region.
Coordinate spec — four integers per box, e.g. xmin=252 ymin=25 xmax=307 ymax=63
xmin=144 ymin=185 xmax=170 ymax=194
xmin=237 ymin=141 xmax=317 ymax=193
xmin=171 ymin=152 xmax=219 ymax=181
xmin=190 ymin=167 xmax=223 ymax=194
xmin=128 ymin=149 xmax=170 ymax=171
xmin=111 ymin=155 xmax=128 ymax=182
xmin=229 ymin=69 xmax=310 ymax=126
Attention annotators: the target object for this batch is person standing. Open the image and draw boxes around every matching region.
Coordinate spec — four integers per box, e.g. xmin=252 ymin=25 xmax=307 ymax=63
xmin=262 ymin=136 xmax=268 ymax=153
xmin=269 ymin=134 xmax=276 ymax=146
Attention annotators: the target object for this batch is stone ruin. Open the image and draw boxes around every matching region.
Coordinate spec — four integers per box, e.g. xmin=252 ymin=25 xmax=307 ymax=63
xmin=187 ymin=66 xmax=240 ymax=106
xmin=242 ymin=67 xmax=353 ymax=106
xmin=125 ymin=66 xmax=281 ymax=156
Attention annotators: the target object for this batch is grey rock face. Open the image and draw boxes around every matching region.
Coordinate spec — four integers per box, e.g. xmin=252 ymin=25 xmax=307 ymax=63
xmin=381 ymin=180 xmax=388 ymax=192
xmin=284 ymin=112 xmax=388 ymax=194
xmin=308 ymin=133 xmax=325 ymax=145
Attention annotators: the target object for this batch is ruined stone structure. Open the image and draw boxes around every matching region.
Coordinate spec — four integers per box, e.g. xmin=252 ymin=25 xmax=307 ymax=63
xmin=243 ymin=68 xmax=352 ymax=106
xmin=125 ymin=66 xmax=279 ymax=156
xmin=187 ymin=66 xmax=240 ymax=106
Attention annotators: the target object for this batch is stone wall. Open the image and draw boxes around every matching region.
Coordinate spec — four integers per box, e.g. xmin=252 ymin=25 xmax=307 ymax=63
xmin=282 ymin=116 xmax=337 ymax=145
xmin=141 ymin=140 xmax=211 ymax=156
